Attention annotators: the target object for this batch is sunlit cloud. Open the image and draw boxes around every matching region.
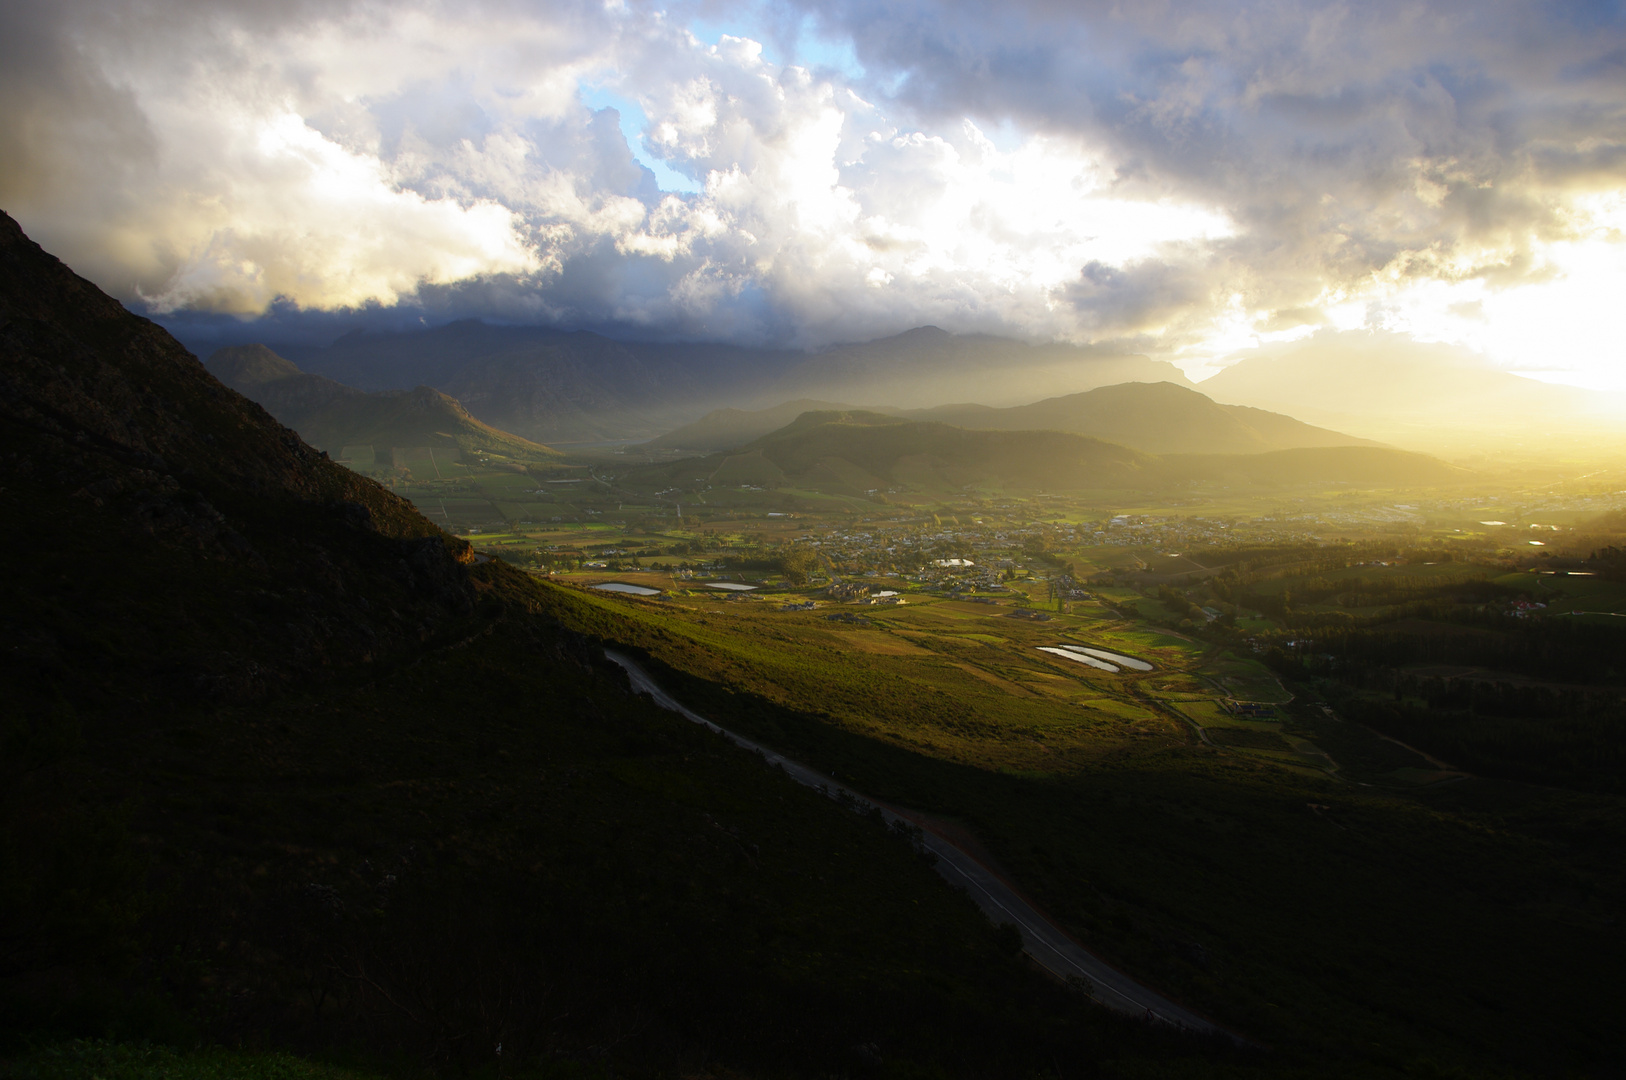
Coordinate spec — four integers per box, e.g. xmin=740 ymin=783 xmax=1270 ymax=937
xmin=1 ymin=0 xmax=1622 ymax=378
xmin=139 ymin=111 xmax=539 ymax=313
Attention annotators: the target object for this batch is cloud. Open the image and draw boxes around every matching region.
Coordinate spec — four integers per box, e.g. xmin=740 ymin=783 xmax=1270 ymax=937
xmin=1 ymin=0 xmax=1623 ymax=380
xmin=802 ymin=0 xmax=1626 ymax=358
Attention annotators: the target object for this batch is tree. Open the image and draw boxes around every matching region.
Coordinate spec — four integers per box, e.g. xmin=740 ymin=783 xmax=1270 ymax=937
xmin=778 ymin=545 xmax=819 ymax=585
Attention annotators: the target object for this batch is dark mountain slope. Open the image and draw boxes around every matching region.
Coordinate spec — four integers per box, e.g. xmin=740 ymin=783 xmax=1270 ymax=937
xmin=909 ymin=381 xmax=1378 ymax=454
xmin=207 ymin=344 xmax=559 ymax=460
xmin=0 ymin=227 xmax=484 ymax=708
xmin=0 ymin=212 xmax=1192 ymax=1078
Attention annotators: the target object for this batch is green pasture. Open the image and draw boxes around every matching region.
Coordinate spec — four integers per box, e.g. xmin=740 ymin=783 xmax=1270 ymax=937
xmin=532 ymin=573 xmax=1625 ymax=1075
xmin=1246 ymin=560 xmax=1492 ymax=596
xmin=1174 ymin=698 xmax=1260 ymax=727
xmin=1498 ymin=570 xmax=1626 ymax=615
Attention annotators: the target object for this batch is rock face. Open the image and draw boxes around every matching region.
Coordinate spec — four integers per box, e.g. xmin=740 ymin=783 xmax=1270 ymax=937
xmin=0 ymin=210 xmax=482 ymax=706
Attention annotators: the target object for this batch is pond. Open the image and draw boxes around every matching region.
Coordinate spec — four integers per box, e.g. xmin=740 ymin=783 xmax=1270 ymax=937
xmin=1037 ymin=646 xmax=1119 ymax=673
xmin=706 ymin=582 xmax=758 ymax=591
xmin=592 ymin=582 xmax=661 ymax=596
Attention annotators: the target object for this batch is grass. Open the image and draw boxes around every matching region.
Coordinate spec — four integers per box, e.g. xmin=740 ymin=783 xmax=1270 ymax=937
xmin=1497 ymin=571 xmax=1626 ymax=615
xmin=533 ymin=576 xmax=1626 ymax=1077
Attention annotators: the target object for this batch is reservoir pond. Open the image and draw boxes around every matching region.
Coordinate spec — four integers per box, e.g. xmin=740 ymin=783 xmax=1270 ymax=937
xmin=593 ymin=582 xmax=661 ymax=596
xmin=1037 ymin=646 xmax=1119 ymax=672
xmin=1063 ymin=645 xmax=1154 ymax=671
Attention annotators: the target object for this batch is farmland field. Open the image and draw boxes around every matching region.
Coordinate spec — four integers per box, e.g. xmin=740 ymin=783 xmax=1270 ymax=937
xmin=529 ymin=567 xmax=1625 ymax=1076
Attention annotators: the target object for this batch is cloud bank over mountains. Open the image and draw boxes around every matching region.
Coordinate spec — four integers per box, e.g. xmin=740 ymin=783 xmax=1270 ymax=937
xmin=2 ymin=0 xmax=1622 ymax=380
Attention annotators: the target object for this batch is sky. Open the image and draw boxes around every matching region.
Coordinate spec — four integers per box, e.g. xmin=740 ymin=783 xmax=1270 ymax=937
xmin=2 ymin=0 xmax=1624 ymax=386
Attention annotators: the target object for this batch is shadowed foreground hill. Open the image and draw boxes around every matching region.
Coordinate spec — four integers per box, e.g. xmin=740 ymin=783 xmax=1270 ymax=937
xmin=0 ymin=212 xmax=1235 ymax=1076
xmin=207 ymin=344 xmax=559 ymax=461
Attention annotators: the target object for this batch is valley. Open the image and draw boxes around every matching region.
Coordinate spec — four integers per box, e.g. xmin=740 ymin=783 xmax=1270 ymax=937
xmin=10 ymin=3 xmax=1626 ymax=1077
xmin=366 ymin=444 xmax=1626 ymax=1073
xmin=4 ymin=209 xmax=1623 ymax=1078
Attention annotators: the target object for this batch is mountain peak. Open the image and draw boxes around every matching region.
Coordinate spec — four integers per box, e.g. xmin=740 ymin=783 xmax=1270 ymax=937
xmin=893 ymin=324 xmax=952 ymax=341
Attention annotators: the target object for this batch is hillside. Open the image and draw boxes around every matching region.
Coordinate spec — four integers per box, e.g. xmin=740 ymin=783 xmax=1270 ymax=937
xmin=909 ymin=381 xmax=1377 ymax=454
xmin=0 ymin=212 xmax=1200 ymax=1076
xmin=207 ymin=344 xmax=559 ymax=461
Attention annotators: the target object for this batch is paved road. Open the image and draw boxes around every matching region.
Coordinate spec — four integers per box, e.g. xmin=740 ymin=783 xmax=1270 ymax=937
xmin=605 ymin=650 xmax=1243 ymax=1042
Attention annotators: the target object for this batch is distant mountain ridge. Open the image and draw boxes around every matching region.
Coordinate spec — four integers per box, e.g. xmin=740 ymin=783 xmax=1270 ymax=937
xmin=762 ymin=326 xmax=1191 ymax=409
xmin=207 ymin=344 xmax=558 ymax=460
xmin=648 ymin=381 xmax=1377 ymax=456
xmin=635 ymin=410 xmax=1155 ymax=494
xmin=906 ymin=381 xmax=1378 ymax=454
xmin=273 ymin=321 xmax=794 ymax=443
xmin=624 ymin=408 xmax=1462 ymax=495
xmin=1199 ymin=332 xmax=1625 ymax=451
xmin=645 ymin=398 xmax=867 ymax=451
xmin=251 ymin=322 xmax=1191 ymax=443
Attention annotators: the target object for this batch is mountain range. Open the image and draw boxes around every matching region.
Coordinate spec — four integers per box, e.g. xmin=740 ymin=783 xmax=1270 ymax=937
xmin=256 ymin=322 xmax=1188 ymax=443
xmin=760 ymin=325 xmax=1193 ymax=408
xmin=651 ymin=381 xmax=1378 ymax=456
xmin=624 ymin=408 xmax=1464 ymax=496
xmin=232 ymin=321 xmax=1626 ymax=457
xmin=206 ymin=344 xmax=558 ymax=460
xmin=203 ymin=338 xmax=1467 ymax=497
xmin=1199 ymin=332 xmax=1622 ymax=452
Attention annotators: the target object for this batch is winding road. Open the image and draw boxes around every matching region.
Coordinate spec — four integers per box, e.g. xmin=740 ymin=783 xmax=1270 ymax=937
xmin=605 ymin=649 xmax=1243 ymax=1043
